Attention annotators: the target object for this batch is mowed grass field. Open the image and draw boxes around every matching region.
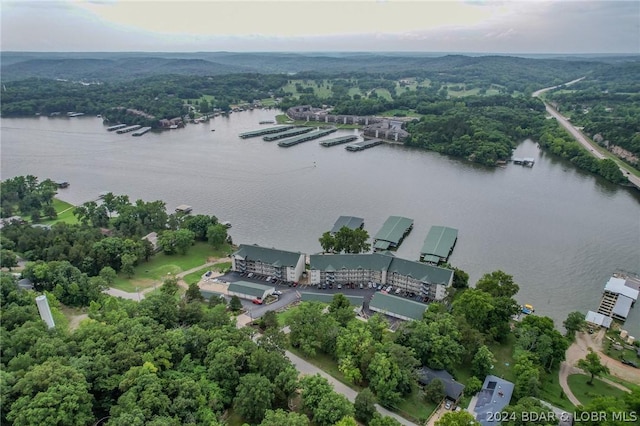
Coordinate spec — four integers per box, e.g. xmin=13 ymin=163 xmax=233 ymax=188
xmin=111 ymin=242 xmax=233 ymax=292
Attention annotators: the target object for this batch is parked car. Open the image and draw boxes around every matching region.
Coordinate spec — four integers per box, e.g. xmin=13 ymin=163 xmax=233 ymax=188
xmin=266 ymin=276 xmax=272 ymax=282
xmin=621 ymin=359 xmax=638 ymax=368
xmin=337 ymin=283 xmax=342 ymax=289
xmin=444 ymin=401 xmax=452 ymax=410
xmin=252 ymin=298 xmax=263 ymax=305
xmin=359 ymin=283 xmax=364 ymax=289
xmin=204 ymin=271 xmax=212 ymax=277
xmin=293 ymin=282 xmax=298 ymax=287
xmin=273 ymin=290 xmax=282 ymax=296
xmin=248 ymin=272 xmax=254 ymax=278
xmin=377 ymin=285 xmax=382 ymax=291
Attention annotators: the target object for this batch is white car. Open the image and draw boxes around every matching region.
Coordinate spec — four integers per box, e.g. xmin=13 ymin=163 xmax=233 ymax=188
xmin=273 ymin=290 xmax=282 ymax=296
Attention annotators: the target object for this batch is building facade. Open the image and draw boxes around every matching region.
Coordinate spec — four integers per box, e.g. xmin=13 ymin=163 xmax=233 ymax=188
xmin=309 ymin=253 xmax=453 ymax=301
xmin=232 ymin=244 xmax=306 ymax=282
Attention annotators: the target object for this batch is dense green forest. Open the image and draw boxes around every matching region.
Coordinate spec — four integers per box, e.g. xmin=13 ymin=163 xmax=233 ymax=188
xmin=404 ymin=96 xmax=546 ymax=166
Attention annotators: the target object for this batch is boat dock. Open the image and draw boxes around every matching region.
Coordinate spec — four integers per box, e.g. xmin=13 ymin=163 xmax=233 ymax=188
xmin=132 ymin=127 xmax=152 ymax=136
xmin=419 ymin=226 xmax=458 ymax=264
xmin=263 ymin=127 xmax=313 ymax=142
xmin=345 ymin=138 xmax=384 ymax=152
xmin=593 ymin=273 xmax=639 ymax=324
xmin=239 ymin=125 xmax=294 ymax=139
xmin=116 ymin=125 xmax=142 ymax=134
xmin=107 ymin=124 xmax=127 ymax=131
xmin=277 ymin=128 xmax=338 ymax=147
xmin=373 ymin=216 xmax=414 ymax=251
xmin=512 ymin=157 xmax=535 ymax=167
xmin=320 ymin=135 xmax=359 ymax=147
xmin=175 ymin=205 xmax=193 ymax=214
xmin=259 ymin=120 xmax=275 ymax=124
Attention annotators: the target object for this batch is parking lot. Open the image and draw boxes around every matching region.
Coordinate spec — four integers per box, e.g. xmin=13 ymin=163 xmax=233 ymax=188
xmin=215 ymin=271 xmax=430 ymax=325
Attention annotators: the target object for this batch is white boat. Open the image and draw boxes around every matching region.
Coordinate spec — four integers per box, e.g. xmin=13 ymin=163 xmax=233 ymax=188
xmin=169 ymin=125 xmax=178 ymax=129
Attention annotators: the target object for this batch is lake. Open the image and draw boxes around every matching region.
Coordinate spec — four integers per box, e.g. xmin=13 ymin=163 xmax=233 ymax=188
xmin=1 ymin=111 xmax=639 ymax=336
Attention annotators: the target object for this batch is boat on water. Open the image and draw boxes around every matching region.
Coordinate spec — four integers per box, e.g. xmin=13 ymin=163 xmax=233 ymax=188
xmin=211 ymin=129 xmax=216 ymax=132
xmin=221 ymin=221 xmax=232 ymax=228
xmin=521 ymin=304 xmax=535 ymax=315
xmin=169 ymin=125 xmax=178 ymax=129
xmin=259 ymin=120 xmax=275 ymax=124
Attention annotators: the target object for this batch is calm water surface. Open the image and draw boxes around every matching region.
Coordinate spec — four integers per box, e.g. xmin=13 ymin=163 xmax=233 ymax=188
xmin=2 ymin=112 xmax=639 ymax=335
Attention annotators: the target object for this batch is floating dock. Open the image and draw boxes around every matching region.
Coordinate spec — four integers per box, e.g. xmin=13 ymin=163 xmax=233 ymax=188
xmin=107 ymin=124 xmax=127 ymax=131
xmin=263 ymin=127 xmax=313 ymax=142
xmin=320 ymin=135 xmax=359 ymax=147
xmin=278 ymin=128 xmax=338 ymax=147
xmin=175 ymin=205 xmax=193 ymax=214
xmin=132 ymin=127 xmax=152 ymax=136
xmin=419 ymin=226 xmax=458 ymax=264
xmin=373 ymin=216 xmax=414 ymax=251
xmin=259 ymin=120 xmax=275 ymax=124
xmin=345 ymin=139 xmax=384 ymax=152
xmin=116 ymin=125 xmax=142 ymax=134
xmin=239 ymin=125 xmax=294 ymax=139
xmin=512 ymin=157 xmax=535 ymax=167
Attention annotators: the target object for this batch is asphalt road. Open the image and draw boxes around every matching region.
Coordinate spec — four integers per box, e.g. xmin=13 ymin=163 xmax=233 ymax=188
xmin=533 ymin=78 xmax=640 ymax=190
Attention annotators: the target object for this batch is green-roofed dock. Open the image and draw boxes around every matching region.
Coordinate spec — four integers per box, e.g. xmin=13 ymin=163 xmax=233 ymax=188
xmin=373 ymin=216 xmax=413 ymax=251
xmin=420 ymin=226 xmax=458 ymax=264
xmin=320 ymin=135 xmax=358 ymax=147
xmin=330 ymin=216 xmax=364 ymax=234
xmin=278 ymin=128 xmax=338 ymax=147
xmin=263 ymin=127 xmax=313 ymax=141
xmin=345 ymin=138 xmax=384 ymax=152
xmin=238 ymin=125 xmax=294 ymax=139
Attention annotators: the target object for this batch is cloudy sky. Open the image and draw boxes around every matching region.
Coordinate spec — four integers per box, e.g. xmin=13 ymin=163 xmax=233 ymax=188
xmin=1 ymin=0 xmax=638 ymax=53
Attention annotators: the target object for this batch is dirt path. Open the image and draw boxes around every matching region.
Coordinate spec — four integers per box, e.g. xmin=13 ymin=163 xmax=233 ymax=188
xmin=68 ymin=313 xmax=88 ymax=331
xmin=559 ymin=330 xmax=638 ymax=406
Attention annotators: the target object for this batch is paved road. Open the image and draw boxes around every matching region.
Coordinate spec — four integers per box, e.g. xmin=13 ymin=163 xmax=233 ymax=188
xmin=533 ymin=78 xmax=640 ymax=190
xmin=285 ymin=350 xmax=418 ymax=426
xmin=104 ymin=287 xmax=144 ymax=300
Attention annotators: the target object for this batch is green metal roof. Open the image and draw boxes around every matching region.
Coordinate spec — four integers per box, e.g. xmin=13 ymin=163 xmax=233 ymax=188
xmin=421 ymin=255 xmax=441 ymax=264
xmin=369 ymin=292 xmax=427 ymax=320
xmin=373 ymin=216 xmax=413 ymax=244
xmin=200 ymin=290 xmax=226 ymax=300
xmin=373 ymin=240 xmax=391 ymax=250
xmin=301 ymin=292 xmax=364 ymax=306
xmin=330 ymin=216 xmax=364 ymax=234
xmin=233 ymin=244 xmax=303 ymax=267
xmin=228 ymin=281 xmax=274 ymax=298
xmin=310 ymin=253 xmax=394 ymax=272
xmin=420 ymin=226 xmax=458 ymax=259
xmin=387 ymin=257 xmax=453 ymax=285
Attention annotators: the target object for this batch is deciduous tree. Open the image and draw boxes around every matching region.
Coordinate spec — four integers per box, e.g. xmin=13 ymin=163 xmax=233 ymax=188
xmin=577 ymin=349 xmax=609 ymax=385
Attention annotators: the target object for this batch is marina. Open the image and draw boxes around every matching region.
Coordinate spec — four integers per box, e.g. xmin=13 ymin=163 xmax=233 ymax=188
xmin=373 ymin=216 xmax=414 ymax=251
xmin=116 ymin=125 xmax=142 ymax=134
xmin=263 ymin=127 xmax=313 ymax=142
xmin=106 ymin=124 xmax=127 ymax=131
xmin=131 ymin=126 xmax=152 ymax=136
xmin=345 ymin=138 xmax=384 ymax=151
xmin=277 ymin=128 xmax=338 ymax=147
xmin=319 ymin=135 xmax=359 ymax=147
xmin=238 ymin=125 xmax=294 ymax=139
xmin=2 ymin=114 xmax=639 ymax=337
xmin=419 ymin=226 xmax=458 ymax=264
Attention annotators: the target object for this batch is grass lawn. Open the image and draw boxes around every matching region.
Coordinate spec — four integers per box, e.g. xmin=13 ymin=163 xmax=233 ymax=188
xmin=395 ymin=386 xmax=437 ymax=424
xmin=567 ymin=374 xmax=630 ymax=406
xmin=487 ymin=334 xmax=517 ymax=382
xmin=348 ymin=87 xmax=363 ymax=98
xmin=539 ymin=368 xmax=575 ymax=411
xmin=111 ymin=242 xmax=232 ymax=292
xmin=183 ymin=262 xmax=230 ymax=286
xmin=373 ymin=88 xmax=393 ymax=101
xmin=40 ymin=198 xmax=78 ymax=225
xmin=603 ymin=374 xmax=640 ymax=392
xmin=260 ymin=97 xmax=278 ymax=106
xmin=282 ymin=79 xmax=333 ymax=99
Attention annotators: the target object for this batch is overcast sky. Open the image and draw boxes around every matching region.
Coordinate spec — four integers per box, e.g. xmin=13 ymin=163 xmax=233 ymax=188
xmin=1 ymin=0 xmax=638 ymax=54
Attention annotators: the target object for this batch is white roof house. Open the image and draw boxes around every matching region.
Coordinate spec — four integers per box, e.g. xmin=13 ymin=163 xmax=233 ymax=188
xmin=585 ymin=310 xmax=613 ymax=328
